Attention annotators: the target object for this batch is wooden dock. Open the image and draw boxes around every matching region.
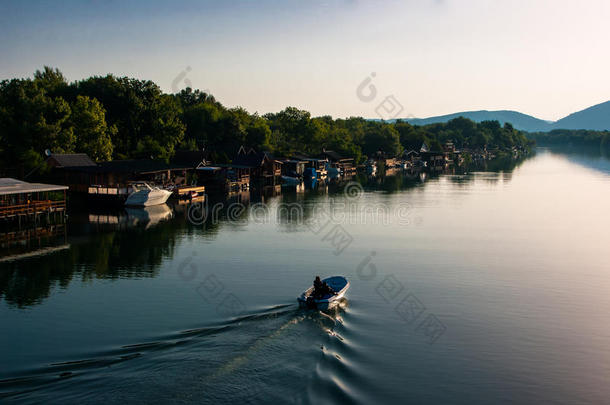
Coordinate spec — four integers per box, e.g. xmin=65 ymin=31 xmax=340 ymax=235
xmin=0 ymin=178 xmax=68 ymax=226
xmin=174 ymin=185 xmax=206 ymax=204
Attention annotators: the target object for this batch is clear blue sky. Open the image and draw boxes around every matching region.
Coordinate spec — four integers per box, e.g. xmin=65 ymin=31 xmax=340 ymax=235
xmin=1 ymin=0 xmax=608 ymax=121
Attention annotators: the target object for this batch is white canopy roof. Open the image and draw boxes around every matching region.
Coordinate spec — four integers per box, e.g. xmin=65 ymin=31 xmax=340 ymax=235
xmin=0 ymin=178 xmax=68 ymax=196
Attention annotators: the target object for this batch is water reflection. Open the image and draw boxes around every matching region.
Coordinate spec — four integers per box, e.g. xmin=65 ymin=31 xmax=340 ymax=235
xmin=544 ymin=145 xmax=610 ymax=175
xmin=0 ymin=208 xmax=181 ymax=308
xmin=3 ymin=149 xmax=610 ymax=404
xmin=88 ymin=204 xmax=174 ymax=231
xmin=0 ymin=155 xmax=536 ymax=309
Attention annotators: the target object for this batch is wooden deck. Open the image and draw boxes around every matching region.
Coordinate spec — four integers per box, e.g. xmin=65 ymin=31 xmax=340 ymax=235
xmin=0 ymin=178 xmax=68 ymax=224
xmin=174 ymin=185 xmax=205 ymax=196
xmin=0 ymin=200 xmax=66 ymax=220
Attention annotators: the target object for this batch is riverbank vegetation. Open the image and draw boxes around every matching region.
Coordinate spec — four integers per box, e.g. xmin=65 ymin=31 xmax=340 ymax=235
xmin=1 ymin=67 xmax=534 ymax=174
xmin=528 ymin=129 xmax=610 ymax=152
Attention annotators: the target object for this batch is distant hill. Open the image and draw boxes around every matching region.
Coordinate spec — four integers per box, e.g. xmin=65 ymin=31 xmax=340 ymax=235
xmin=405 ymin=110 xmax=553 ymax=132
xmin=553 ymin=101 xmax=610 ymax=131
xmin=394 ymin=101 xmax=610 ymax=132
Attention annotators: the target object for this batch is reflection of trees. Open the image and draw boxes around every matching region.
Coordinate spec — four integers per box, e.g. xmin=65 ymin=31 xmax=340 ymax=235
xmin=546 ymin=146 xmax=610 ymax=175
xmin=1 ymin=153 xmax=537 ymax=308
xmin=0 ymin=217 xmax=184 ymax=308
xmin=474 ymin=153 xmax=531 ymax=173
xmin=0 ymin=248 xmax=75 ymax=308
xmin=276 ymin=191 xmax=322 ymax=232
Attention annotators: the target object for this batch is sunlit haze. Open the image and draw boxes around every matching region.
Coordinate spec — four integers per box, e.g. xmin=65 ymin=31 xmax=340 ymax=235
xmin=1 ymin=0 xmax=609 ymax=120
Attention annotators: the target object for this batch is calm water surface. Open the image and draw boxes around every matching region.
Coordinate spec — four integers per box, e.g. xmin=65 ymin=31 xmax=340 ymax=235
xmin=1 ymin=148 xmax=610 ymax=404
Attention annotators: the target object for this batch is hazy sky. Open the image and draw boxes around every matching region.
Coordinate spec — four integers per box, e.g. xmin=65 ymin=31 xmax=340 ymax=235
xmin=1 ymin=0 xmax=608 ymax=121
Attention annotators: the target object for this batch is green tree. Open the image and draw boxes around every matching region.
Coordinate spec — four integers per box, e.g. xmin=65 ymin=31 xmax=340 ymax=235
xmin=74 ymin=75 xmax=185 ymax=159
xmin=0 ymin=77 xmax=74 ymax=172
xmin=362 ymin=125 xmax=402 ymax=157
xmin=70 ymin=95 xmax=115 ymax=161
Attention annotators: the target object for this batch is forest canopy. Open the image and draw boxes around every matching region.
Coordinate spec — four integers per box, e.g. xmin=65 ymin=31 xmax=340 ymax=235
xmin=0 ymin=67 xmax=534 ymax=173
xmin=528 ymin=129 xmax=610 ymax=151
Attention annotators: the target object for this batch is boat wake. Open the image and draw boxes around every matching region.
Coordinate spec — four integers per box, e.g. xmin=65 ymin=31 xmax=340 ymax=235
xmin=0 ymin=300 xmax=372 ymax=404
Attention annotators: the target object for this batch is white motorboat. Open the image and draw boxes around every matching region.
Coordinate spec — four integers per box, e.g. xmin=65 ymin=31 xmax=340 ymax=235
xmin=124 ymin=182 xmax=172 ymax=207
xmin=297 ymin=276 xmax=350 ymax=310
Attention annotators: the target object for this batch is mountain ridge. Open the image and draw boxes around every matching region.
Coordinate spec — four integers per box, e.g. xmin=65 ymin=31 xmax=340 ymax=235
xmin=396 ymin=101 xmax=610 ymax=132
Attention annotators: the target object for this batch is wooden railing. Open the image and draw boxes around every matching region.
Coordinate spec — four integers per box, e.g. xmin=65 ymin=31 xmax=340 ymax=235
xmin=88 ymin=186 xmax=131 ymax=195
xmin=0 ymin=200 xmax=66 ymax=218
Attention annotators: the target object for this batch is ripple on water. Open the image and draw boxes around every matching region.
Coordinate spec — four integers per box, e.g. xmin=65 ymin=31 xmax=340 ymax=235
xmin=0 ymin=300 xmax=380 ymax=404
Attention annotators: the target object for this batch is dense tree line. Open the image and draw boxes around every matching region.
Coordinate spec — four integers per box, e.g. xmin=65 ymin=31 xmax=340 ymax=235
xmin=528 ymin=129 xmax=610 ymax=151
xmin=0 ymin=67 xmax=533 ymax=174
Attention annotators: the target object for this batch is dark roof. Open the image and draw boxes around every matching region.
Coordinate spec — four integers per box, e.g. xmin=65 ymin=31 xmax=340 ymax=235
xmin=97 ymin=159 xmax=191 ymax=173
xmin=321 ymin=150 xmax=353 ymax=162
xmin=291 ymin=153 xmax=327 ymax=162
xmin=231 ymin=148 xmax=281 ymax=167
xmin=232 ymin=152 xmax=264 ymax=168
xmin=171 ymin=150 xmax=208 ymax=168
xmin=63 ymin=159 xmax=191 ymax=174
xmin=48 ymin=153 xmax=96 ymax=168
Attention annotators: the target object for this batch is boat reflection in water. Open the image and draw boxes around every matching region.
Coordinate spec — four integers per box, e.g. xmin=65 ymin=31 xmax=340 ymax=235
xmin=125 ymin=204 xmax=173 ymax=229
xmin=88 ymin=204 xmax=173 ymax=231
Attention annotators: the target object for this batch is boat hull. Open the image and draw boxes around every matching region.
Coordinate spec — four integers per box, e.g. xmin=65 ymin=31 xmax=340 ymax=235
xmin=297 ymin=276 xmax=349 ymax=310
xmin=125 ymin=189 xmax=172 ymax=207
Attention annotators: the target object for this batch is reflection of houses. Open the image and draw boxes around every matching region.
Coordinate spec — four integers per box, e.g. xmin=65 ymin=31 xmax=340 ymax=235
xmin=0 ymin=178 xmax=67 ymax=225
xmin=0 ymin=223 xmax=68 ymax=263
xmin=232 ymin=147 xmax=282 ymax=186
xmin=320 ymin=150 xmax=356 ymax=175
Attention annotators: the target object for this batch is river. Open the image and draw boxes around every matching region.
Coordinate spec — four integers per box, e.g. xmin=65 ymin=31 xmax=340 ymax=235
xmin=1 ymin=147 xmax=609 ymax=404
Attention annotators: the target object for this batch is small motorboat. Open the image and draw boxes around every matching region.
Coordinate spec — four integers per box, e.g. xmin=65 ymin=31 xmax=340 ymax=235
xmin=125 ymin=182 xmax=172 ymax=207
xmin=297 ymin=276 xmax=350 ymax=310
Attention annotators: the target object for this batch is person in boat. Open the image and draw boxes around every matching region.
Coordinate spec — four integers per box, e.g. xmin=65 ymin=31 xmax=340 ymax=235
xmin=313 ymin=276 xmax=336 ymax=299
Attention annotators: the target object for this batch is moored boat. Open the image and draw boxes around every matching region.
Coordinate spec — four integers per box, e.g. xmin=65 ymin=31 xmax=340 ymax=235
xmin=124 ymin=182 xmax=172 ymax=207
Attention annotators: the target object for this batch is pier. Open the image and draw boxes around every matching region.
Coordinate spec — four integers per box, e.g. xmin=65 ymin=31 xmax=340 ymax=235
xmin=0 ymin=178 xmax=68 ymax=227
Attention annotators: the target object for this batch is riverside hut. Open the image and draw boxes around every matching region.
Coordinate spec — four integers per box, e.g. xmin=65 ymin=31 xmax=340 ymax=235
xmin=0 ymin=178 xmax=68 ymax=225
